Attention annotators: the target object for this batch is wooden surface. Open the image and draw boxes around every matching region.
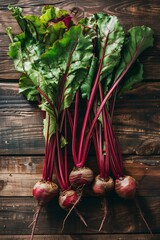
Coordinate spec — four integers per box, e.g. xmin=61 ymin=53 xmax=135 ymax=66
xmin=0 ymin=0 xmax=160 ymax=239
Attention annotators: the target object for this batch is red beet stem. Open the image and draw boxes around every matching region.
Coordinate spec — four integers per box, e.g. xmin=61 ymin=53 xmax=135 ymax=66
xmin=64 ymin=112 xmax=69 ymax=187
xmin=80 ymin=37 xmax=144 ymax=167
xmin=77 ymin=34 xmax=110 ymax=165
xmin=99 ymin=84 xmax=110 ymax=178
xmin=72 ymin=91 xmax=79 ymax=164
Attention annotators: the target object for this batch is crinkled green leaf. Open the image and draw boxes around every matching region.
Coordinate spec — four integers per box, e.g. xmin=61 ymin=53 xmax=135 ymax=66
xmin=80 ymin=13 xmax=125 ymax=99
xmin=102 ymin=26 xmax=153 ymax=107
xmin=41 ymin=5 xmax=69 ymax=22
xmin=19 ymin=75 xmax=39 ymax=101
xmin=81 ymin=56 xmax=97 ymax=99
xmin=44 ymin=21 xmax=67 ymax=50
xmin=96 ymin=13 xmax=124 ymax=80
xmin=114 ymin=26 xmax=154 ymax=82
xmin=8 ymin=6 xmax=27 ymax=31
xmin=8 ymin=30 xmax=44 ymax=72
xmin=24 ymin=15 xmax=46 ymax=38
xmin=40 ymin=103 xmax=58 ymax=140
xmin=39 ymin=25 xmax=94 ymax=110
xmin=118 ymin=60 xmax=143 ymax=95
xmin=8 ymin=38 xmax=56 ymax=107
xmin=8 ymin=6 xmax=70 ymax=39
xmin=7 ymin=18 xmax=67 ymax=106
xmin=102 ymin=74 xmax=113 ymax=96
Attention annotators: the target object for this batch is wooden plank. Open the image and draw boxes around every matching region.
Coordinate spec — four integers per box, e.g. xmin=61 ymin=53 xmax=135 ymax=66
xmin=2 ymin=235 xmax=160 ymax=240
xmin=1 ymin=236 xmax=160 ymax=240
xmin=0 ymin=235 xmax=160 ymax=240
xmin=0 ymin=196 xmax=159 ymax=234
xmin=0 ymin=160 xmax=159 ymax=197
xmin=0 ymin=156 xmax=43 ymax=174
xmin=0 ymin=82 xmax=159 ymax=155
xmin=0 ymin=155 xmax=159 ymax=174
xmin=0 ymin=0 xmax=160 ymax=32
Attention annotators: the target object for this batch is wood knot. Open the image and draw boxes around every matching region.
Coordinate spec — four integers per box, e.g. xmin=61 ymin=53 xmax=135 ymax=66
xmin=69 ymin=6 xmax=86 ymax=22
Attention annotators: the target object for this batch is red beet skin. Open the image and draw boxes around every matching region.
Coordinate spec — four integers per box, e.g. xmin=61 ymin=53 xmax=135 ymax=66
xmin=69 ymin=167 xmax=94 ymax=186
xmin=59 ymin=190 xmax=78 ymax=209
xmin=115 ymin=175 xmax=136 ymax=199
xmin=92 ymin=175 xmax=114 ymax=196
xmin=33 ymin=180 xmax=59 ymax=206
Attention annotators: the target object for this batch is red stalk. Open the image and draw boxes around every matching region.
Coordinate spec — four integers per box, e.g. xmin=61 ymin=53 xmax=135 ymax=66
xmin=57 ymin=40 xmax=78 ymax=114
xmin=64 ymin=112 xmax=69 ymax=187
xmin=109 ymin=156 xmax=120 ymax=179
xmin=99 ymin=84 xmax=110 ymax=178
xmin=55 ymin=110 xmax=70 ymax=190
xmin=81 ymin=42 xmax=143 ymax=167
xmin=98 ymin=124 xmax=105 ymax=179
xmin=37 ymin=86 xmax=57 ymax=119
xmin=77 ymin=34 xmax=110 ymax=165
xmin=48 ymin=137 xmax=56 ymax=181
xmin=106 ymin=114 xmax=123 ymax=170
xmin=54 ymin=160 xmax=66 ymax=191
xmin=66 ymin=109 xmax=73 ymax=136
xmin=72 ymin=91 xmax=79 ymax=164
xmin=91 ymin=121 xmax=101 ymax=170
xmin=109 ymin=87 xmax=118 ymax=121
xmin=37 ymin=94 xmax=46 ymax=119
xmin=56 ymin=131 xmax=66 ymax=189
xmin=42 ymin=115 xmax=50 ymax=180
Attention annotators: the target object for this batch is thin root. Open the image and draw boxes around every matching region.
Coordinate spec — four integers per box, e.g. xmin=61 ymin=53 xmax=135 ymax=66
xmin=30 ymin=205 xmax=41 ymax=240
xmin=99 ymin=197 xmax=108 ymax=231
xmin=61 ymin=188 xmax=83 ymax=232
xmin=75 ymin=207 xmax=87 ymax=227
xmin=134 ymin=198 xmax=153 ymax=235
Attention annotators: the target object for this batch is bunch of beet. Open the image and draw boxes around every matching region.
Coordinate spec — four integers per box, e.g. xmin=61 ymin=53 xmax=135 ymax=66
xmin=7 ymin=5 xmax=154 ymax=239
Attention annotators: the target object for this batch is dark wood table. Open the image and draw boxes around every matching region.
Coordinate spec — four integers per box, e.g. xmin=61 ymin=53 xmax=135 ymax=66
xmin=0 ymin=1 xmax=160 ymax=239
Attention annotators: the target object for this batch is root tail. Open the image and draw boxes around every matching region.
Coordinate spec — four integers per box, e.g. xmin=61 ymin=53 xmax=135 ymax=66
xmin=61 ymin=187 xmax=83 ymax=232
xmin=30 ymin=205 xmax=41 ymax=240
xmin=99 ymin=197 xmax=108 ymax=231
xmin=134 ymin=197 xmax=152 ymax=234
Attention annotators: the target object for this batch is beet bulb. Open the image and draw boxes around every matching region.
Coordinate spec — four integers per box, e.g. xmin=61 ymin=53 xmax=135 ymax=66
xmin=115 ymin=175 xmax=136 ymax=199
xmin=92 ymin=175 xmax=114 ymax=196
xmin=58 ymin=189 xmax=79 ymax=209
xmin=69 ymin=166 xmax=93 ymax=186
xmin=33 ymin=180 xmax=59 ymax=206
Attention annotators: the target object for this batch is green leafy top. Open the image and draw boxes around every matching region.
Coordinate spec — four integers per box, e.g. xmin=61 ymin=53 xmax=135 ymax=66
xmin=80 ymin=13 xmax=125 ymax=99
xmin=7 ymin=6 xmax=154 ymax=141
xmin=7 ymin=6 xmax=94 ymax=140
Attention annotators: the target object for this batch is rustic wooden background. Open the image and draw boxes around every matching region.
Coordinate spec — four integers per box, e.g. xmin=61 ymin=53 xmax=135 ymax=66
xmin=0 ymin=0 xmax=160 ymax=239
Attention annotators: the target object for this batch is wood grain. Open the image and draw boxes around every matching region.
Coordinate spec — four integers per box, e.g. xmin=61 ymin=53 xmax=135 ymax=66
xmin=0 ymin=196 xmax=159 ymax=234
xmin=0 ymin=155 xmax=159 ymax=174
xmin=0 ymin=159 xmax=159 ymax=197
xmin=0 ymin=235 xmax=160 ymax=240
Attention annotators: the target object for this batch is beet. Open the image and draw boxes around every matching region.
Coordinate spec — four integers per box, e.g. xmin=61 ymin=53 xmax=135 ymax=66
xmin=69 ymin=166 xmax=94 ymax=186
xmin=115 ymin=175 xmax=136 ymax=199
xmin=33 ymin=180 xmax=59 ymax=206
xmin=92 ymin=175 xmax=114 ymax=196
xmin=58 ymin=189 xmax=79 ymax=209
